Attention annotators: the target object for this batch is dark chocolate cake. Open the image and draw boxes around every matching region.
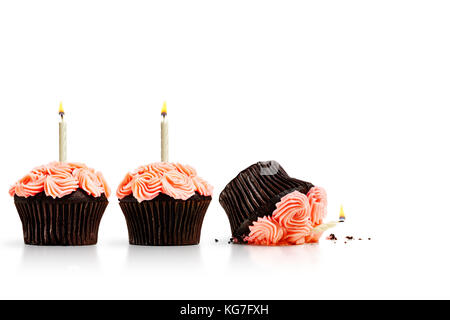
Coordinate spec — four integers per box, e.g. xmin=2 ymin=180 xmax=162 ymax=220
xmin=119 ymin=193 xmax=211 ymax=246
xmin=219 ymin=161 xmax=314 ymax=240
xmin=14 ymin=189 xmax=108 ymax=246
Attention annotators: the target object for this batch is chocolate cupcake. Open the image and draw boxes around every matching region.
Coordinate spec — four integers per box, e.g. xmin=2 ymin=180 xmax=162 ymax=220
xmin=117 ymin=162 xmax=212 ymax=246
xmin=9 ymin=162 xmax=110 ymax=246
xmin=219 ymin=161 xmax=328 ymax=245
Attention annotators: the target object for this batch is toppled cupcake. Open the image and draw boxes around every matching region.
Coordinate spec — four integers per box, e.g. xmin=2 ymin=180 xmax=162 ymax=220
xmin=117 ymin=162 xmax=213 ymax=246
xmin=9 ymin=162 xmax=110 ymax=246
xmin=219 ymin=161 xmax=328 ymax=245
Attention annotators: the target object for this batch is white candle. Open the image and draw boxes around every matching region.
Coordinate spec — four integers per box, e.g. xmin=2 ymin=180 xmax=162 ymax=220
xmin=310 ymin=205 xmax=345 ymax=234
xmin=59 ymin=102 xmax=67 ymax=162
xmin=161 ymin=101 xmax=168 ymax=162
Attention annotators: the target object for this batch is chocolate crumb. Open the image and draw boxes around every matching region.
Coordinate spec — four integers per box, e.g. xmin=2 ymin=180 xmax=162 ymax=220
xmin=327 ymin=233 xmax=337 ymax=241
xmin=215 ymin=239 xmax=219 ymax=243
xmin=344 ymin=241 xmax=347 ymax=244
xmin=346 ymin=236 xmax=354 ymax=240
xmin=368 ymin=238 xmax=371 ymax=240
xmin=358 ymin=238 xmax=362 ymax=240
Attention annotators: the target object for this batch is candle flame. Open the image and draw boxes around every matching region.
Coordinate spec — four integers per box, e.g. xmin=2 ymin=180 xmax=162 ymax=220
xmin=339 ymin=205 xmax=346 ymax=222
xmin=59 ymin=102 xmax=65 ymax=116
xmin=161 ymin=101 xmax=167 ymax=116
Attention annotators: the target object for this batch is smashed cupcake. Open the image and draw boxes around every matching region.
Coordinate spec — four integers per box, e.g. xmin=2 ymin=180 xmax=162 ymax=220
xmin=9 ymin=162 xmax=110 ymax=246
xmin=117 ymin=162 xmax=213 ymax=246
xmin=219 ymin=161 xmax=329 ymax=245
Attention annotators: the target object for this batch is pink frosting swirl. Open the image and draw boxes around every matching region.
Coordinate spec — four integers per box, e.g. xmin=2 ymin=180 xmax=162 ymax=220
xmin=9 ymin=162 xmax=110 ymax=199
xmin=272 ymin=191 xmax=313 ymax=245
xmin=149 ymin=162 xmax=177 ymax=177
xmin=13 ymin=174 xmax=45 ymax=198
xmin=161 ymin=170 xmax=196 ymax=200
xmin=117 ymin=162 xmax=213 ymax=201
xmin=73 ymin=168 xmax=106 ymax=198
xmin=244 ymin=187 xmax=328 ymax=246
xmin=67 ymin=162 xmax=90 ymax=170
xmin=8 ymin=185 xmax=15 ymax=197
xmin=96 ymin=172 xmax=111 ymax=198
xmin=192 ymin=176 xmax=214 ymax=197
xmin=245 ymin=216 xmax=286 ymax=245
xmin=307 ymin=186 xmax=327 ymax=226
xmin=116 ymin=172 xmax=134 ymax=198
xmin=44 ymin=174 xmax=79 ymax=199
xmin=30 ymin=164 xmax=51 ymax=176
xmin=132 ymin=171 xmax=163 ymax=202
xmin=173 ymin=163 xmax=197 ymax=177
xmin=47 ymin=163 xmax=73 ymax=178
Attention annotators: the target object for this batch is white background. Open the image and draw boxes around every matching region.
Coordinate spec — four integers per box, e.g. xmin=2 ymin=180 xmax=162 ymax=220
xmin=0 ymin=0 xmax=449 ymax=299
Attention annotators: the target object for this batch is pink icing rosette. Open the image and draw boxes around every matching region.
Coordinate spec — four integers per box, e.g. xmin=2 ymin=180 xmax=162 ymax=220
xmin=245 ymin=216 xmax=286 ymax=245
xmin=96 ymin=172 xmax=111 ymax=198
xmin=132 ymin=171 xmax=163 ymax=202
xmin=12 ymin=174 xmax=46 ymax=198
xmin=307 ymin=186 xmax=327 ymax=226
xmin=272 ymin=191 xmax=313 ymax=245
xmin=173 ymin=163 xmax=197 ymax=177
xmin=117 ymin=172 xmax=134 ymax=199
xmin=9 ymin=162 xmax=110 ymax=199
xmin=149 ymin=162 xmax=177 ymax=177
xmin=192 ymin=176 xmax=214 ymax=197
xmin=116 ymin=162 xmax=213 ymax=201
xmin=161 ymin=170 xmax=196 ymax=200
xmin=245 ymin=187 xmax=328 ymax=246
xmin=44 ymin=174 xmax=79 ymax=198
xmin=73 ymin=167 xmax=108 ymax=198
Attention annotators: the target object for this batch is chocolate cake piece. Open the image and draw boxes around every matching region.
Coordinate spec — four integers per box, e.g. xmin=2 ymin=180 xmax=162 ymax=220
xmin=14 ymin=189 xmax=108 ymax=246
xmin=119 ymin=193 xmax=211 ymax=246
xmin=219 ymin=161 xmax=314 ymax=240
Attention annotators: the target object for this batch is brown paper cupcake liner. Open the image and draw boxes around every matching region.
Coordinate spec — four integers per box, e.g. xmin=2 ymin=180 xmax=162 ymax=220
xmin=14 ymin=190 xmax=108 ymax=246
xmin=219 ymin=161 xmax=314 ymax=238
xmin=119 ymin=193 xmax=211 ymax=246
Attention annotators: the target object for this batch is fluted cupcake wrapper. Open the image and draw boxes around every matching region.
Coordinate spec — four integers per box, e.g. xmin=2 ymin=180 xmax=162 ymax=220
xmin=219 ymin=161 xmax=314 ymax=238
xmin=119 ymin=195 xmax=211 ymax=246
xmin=14 ymin=198 xmax=108 ymax=246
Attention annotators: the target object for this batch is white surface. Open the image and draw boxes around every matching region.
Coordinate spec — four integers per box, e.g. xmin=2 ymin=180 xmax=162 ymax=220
xmin=0 ymin=0 xmax=449 ymax=299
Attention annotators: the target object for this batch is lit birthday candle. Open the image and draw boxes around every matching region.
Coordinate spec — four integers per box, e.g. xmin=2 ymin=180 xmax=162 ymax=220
xmin=339 ymin=205 xmax=346 ymax=223
xmin=58 ymin=102 xmax=67 ymax=162
xmin=161 ymin=101 xmax=168 ymax=162
xmin=310 ymin=205 xmax=346 ymax=235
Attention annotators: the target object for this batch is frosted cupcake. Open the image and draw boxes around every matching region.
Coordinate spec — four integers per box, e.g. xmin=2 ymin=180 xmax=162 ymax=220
xmin=9 ymin=162 xmax=110 ymax=246
xmin=117 ymin=162 xmax=213 ymax=246
xmin=219 ymin=160 xmax=328 ymax=245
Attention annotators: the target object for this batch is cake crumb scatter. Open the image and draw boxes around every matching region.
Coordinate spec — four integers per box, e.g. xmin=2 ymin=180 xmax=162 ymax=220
xmin=327 ymin=234 xmax=337 ymax=241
